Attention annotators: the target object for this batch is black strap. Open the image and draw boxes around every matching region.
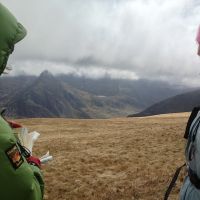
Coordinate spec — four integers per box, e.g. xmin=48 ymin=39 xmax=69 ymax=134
xmin=191 ymin=117 xmax=200 ymax=142
xmin=0 ymin=108 xmax=6 ymax=117
xmin=17 ymin=142 xmax=31 ymax=158
xmin=0 ymin=108 xmax=7 ymax=121
xmin=184 ymin=107 xmax=200 ymax=139
xmin=188 ymin=168 xmax=200 ymax=189
xmin=164 ymin=163 xmax=186 ymax=200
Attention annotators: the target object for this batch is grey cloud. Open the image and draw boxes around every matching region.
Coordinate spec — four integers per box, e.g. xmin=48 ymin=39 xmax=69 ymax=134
xmin=1 ymin=0 xmax=200 ymax=86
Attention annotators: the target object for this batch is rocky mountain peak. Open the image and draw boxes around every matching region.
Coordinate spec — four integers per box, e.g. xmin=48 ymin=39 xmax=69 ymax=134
xmin=39 ymin=70 xmax=54 ymax=79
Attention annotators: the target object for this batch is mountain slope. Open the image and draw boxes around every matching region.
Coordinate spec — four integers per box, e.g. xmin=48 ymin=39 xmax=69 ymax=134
xmin=5 ymin=71 xmax=90 ymax=118
xmin=0 ymin=76 xmax=35 ymax=107
xmin=129 ymin=89 xmax=200 ymax=117
xmin=58 ymin=75 xmax=189 ymax=109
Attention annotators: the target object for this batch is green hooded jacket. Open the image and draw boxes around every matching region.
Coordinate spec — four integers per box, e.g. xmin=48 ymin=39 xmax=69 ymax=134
xmin=0 ymin=3 xmax=44 ymax=199
xmin=0 ymin=116 xmax=44 ymax=200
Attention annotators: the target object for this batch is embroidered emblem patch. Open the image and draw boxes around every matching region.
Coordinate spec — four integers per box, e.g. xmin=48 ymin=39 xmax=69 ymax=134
xmin=6 ymin=144 xmax=24 ymax=169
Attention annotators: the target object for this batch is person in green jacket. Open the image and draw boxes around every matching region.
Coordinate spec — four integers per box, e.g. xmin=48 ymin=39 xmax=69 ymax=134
xmin=0 ymin=3 xmax=44 ymax=200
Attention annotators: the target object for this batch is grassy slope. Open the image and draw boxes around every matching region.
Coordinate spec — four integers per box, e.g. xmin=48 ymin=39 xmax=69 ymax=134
xmin=16 ymin=113 xmax=189 ymax=200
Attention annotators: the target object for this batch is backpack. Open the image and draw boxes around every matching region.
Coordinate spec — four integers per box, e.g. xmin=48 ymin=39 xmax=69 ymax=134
xmin=164 ymin=107 xmax=200 ymax=200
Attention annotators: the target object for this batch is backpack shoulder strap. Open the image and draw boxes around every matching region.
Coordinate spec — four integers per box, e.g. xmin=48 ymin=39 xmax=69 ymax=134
xmin=164 ymin=163 xmax=186 ymax=200
xmin=184 ymin=107 xmax=200 ymax=139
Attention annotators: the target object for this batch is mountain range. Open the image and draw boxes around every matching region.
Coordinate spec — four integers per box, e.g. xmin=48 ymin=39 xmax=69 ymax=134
xmin=0 ymin=71 xmax=191 ymax=118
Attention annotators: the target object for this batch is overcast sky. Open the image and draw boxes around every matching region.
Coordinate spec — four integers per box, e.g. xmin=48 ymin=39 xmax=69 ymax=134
xmin=1 ymin=0 xmax=200 ymax=86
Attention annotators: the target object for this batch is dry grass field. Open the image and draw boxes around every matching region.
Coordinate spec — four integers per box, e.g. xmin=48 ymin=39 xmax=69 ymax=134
xmin=16 ymin=113 xmax=190 ymax=200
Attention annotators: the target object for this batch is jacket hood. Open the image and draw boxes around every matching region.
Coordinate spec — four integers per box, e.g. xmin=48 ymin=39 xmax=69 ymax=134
xmin=0 ymin=3 xmax=27 ymax=75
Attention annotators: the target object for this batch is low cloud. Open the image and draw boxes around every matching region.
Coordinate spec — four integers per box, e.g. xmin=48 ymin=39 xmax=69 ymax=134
xmin=10 ymin=60 xmax=138 ymax=80
xmin=2 ymin=0 xmax=200 ymax=85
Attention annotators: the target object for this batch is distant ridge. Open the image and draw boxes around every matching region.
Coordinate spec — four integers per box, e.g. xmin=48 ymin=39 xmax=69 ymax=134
xmin=128 ymin=89 xmax=200 ymax=117
xmin=0 ymin=71 xmax=192 ymax=118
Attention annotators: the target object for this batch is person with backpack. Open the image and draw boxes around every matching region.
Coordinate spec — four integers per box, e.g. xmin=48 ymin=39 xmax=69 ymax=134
xmin=179 ymin=107 xmax=200 ymax=199
xmin=164 ymin=108 xmax=200 ymax=200
xmin=177 ymin=28 xmax=200 ymax=200
xmin=0 ymin=3 xmax=44 ymax=200
xmin=164 ymin=27 xmax=200 ymax=200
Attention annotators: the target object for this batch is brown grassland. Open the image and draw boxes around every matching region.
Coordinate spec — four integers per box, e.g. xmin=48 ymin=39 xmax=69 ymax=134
xmin=16 ymin=113 xmax=190 ymax=200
